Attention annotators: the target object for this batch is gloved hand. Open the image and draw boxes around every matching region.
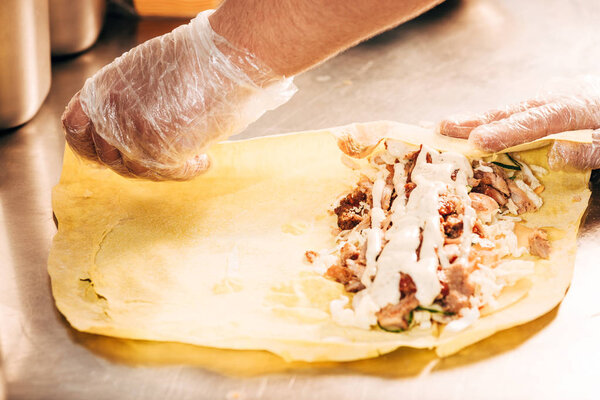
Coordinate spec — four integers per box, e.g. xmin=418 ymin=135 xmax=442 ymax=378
xmin=438 ymin=77 xmax=600 ymax=170
xmin=62 ymin=10 xmax=296 ymax=180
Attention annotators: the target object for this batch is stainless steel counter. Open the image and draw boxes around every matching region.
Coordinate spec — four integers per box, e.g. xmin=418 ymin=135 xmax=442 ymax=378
xmin=2 ymin=0 xmax=600 ymax=399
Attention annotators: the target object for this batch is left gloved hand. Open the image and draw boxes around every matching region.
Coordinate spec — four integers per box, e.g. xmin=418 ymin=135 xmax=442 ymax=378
xmin=62 ymin=10 xmax=296 ymax=181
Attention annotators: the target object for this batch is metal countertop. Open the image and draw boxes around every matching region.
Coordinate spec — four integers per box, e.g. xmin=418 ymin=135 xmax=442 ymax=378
xmin=1 ymin=0 xmax=600 ymax=399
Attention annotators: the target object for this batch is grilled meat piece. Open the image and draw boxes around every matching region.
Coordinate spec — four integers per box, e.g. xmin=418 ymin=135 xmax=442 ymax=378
xmin=468 ymin=177 xmax=481 ymax=187
xmin=325 ymin=264 xmax=364 ymax=292
xmin=399 ymin=272 xmax=417 ymax=296
xmin=345 ymin=279 xmax=366 ymax=293
xmin=439 ymin=193 xmax=464 ymax=216
xmin=376 ymin=293 xmax=419 ymax=331
xmin=404 ymin=182 xmax=417 ymax=199
xmin=443 ymin=215 xmax=463 ymax=239
xmin=404 ymin=149 xmax=420 ymax=181
xmin=438 ymin=193 xmax=465 ymax=239
xmin=507 ymin=180 xmax=537 ymax=214
xmin=305 ymin=250 xmax=318 ymax=263
xmin=473 ymin=162 xmax=511 ymax=196
xmin=441 ymin=263 xmax=474 ymax=313
xmin=334 ymin=189 xmax=371 ymax=230
xmin=469 ymin=192 xmax=499 ymax=222
xmin=381 ymin=184 xmax=394 ymax=211
xmin=472 ymin=184 xmax=508 ymax=206
xmin=529 ymin=228 xmax=551 ymax=259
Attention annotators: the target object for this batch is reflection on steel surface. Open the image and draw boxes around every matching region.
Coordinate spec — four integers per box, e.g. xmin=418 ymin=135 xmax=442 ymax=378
xmin=0 ymin=0 xmax=51 ymax=129
xmin=49 ymin=0 xmax=107 ymax=56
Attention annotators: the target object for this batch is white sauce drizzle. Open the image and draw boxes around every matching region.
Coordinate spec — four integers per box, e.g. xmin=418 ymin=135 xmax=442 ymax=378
xmin=372 ymin=177 xmax=386 ymax=209
xmin=361 ymin=145 xmax=474 ymax=311
xmin=362 ymin=176 xmax=387 ymax=287
xmin=363 ymin=209 xmax=384 ymax=287
xmin=330 ymin=144 xmax=542 ymax=331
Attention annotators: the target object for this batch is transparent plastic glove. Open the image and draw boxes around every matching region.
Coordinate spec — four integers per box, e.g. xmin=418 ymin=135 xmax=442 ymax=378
xmin=62 ymin=10 xmax=297 ymax=181
xmin=547 ymin=130 xmax=600 ymax=170
xmin=438 ymin=77 xmax=600 ymax=170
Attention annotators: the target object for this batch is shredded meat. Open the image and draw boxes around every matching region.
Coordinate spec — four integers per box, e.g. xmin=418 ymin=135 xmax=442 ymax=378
xmin=404 ymin=182 xmax=417 ymax=199
xmin=346 ymin=279 xmax=365 ymax=293
xmin=386 ymin=164 xmax=395 ymax=185
xmin=399 ymin=272 xmax=417 ymax=296
xmin=467 ymin=177 xmax=481 ymax=187
xmin=381 ymin=184 xmax=394 ymax=211
xmin=352 ymin=213 xmax=372 ymax=233
xmin=326 ymin=242 xmax=367 ymax=292
xmin=507 ymin=180 xmax=537 ymax=214
xmin=443 ymin=215 xmax=463 ymax=239
xmin=439 ymin=193 xmax=463 ymax=216
xmin=381 ymin=214 xmax=393 ymax=231
xmin=472 ymin=220 xmax=485 ymax=238
xmin=340 ymin=242 xmax=366 ymax=277
xmin=404 ymin=149 xmax=420 ymax=181
xmin=305 ymin=251 xmax=318 ymax=263
xmin=340 ymin=242 xmax=360 ymax=263
xmin=439 ymin=281 xmax=449 ymax=298
xmin=416 ymin=228 xmax=424 ymax=260
xmin=376 ymin=294 xmax=419 ymax=331
xmin=469 ymin=192 xmax=499 ymax=222
xmin=443 ymin=244 xmax=460 ymax=264
xmin=471 ymin=161 xmax=511 ymax=206
xmin=472 ymin=184 xmax=508 ymax=206
xmin=325 ymin=264 xmax=365 ymax=293
xmin=440 ymin=263 xmax=474 ymax=313
xmin=469 ymin=192 xmax=499 ymax=213
xmin=326 ymin=264 xmax=354 ymax=284
xmin=438 ymin=193 xmax=464 ymax=239
xmin=403 ymin=149 xmax=423 ymax=200
xmin=341 ymin=242 xmax=366 ymax=268
xmin=473 ymin=162 xmax=511 ymax=196
xmin=334 ymin=189 xmax=371 ymax=230
xmin=444 ymin=237 xmax=462 ymax=245
xmin=451 ymin=169 xmax=459 ymax=181
xmin=529 ymin=228 xmax=551 ymax=259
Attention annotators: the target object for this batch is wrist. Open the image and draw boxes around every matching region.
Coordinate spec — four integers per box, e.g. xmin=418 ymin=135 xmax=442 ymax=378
xmin=209 ymin=5 xmax=286 ymax=83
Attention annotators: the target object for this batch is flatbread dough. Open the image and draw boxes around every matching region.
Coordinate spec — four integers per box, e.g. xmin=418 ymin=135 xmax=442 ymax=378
xmin=48 ymin=121 xmax=591 ymax=361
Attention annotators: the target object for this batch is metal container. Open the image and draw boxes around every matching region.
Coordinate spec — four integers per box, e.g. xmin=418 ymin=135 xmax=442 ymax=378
xmin=49 ymin=0 xmax=106 ymax=56
xmin=0 ymin=0 xmax=51 ymax=130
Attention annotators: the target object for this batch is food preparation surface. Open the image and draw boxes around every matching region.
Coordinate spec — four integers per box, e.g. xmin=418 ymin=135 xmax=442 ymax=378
xmin=1 ymin=0 xmax=599 ymax=399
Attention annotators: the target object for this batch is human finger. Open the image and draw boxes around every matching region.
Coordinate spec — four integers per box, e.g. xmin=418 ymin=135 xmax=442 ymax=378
xmin=469 ymin=97 xmax=600 ymax=152
xmin=438 ymin=99 xmax=550 ymax=139
xmin=62 ymin=92 xmax=99 ymax=161
xmin=548 ymin=130 xmax=600 ymax=170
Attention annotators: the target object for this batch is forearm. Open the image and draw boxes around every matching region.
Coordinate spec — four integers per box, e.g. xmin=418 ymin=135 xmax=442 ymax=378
xmin=209 ymin=0 xmax=444 ymax=77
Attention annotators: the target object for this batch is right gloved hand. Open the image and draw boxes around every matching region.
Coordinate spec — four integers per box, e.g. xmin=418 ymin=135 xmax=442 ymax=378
xmin=438 ymin=77 xmax=600 ymax=170
xmin=62 ymin=10 xmax=296 ymax=181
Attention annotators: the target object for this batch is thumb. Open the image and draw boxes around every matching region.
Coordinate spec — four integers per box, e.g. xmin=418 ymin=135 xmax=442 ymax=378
xmin=548 ymin=130 xmax=600 ymax=170
xmin=62 ymin=92 xmax=98 ymax=161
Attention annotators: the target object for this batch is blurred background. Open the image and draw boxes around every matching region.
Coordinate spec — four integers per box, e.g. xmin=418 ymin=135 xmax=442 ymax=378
xmin=0 ymin=0 xmax=219 ymax=131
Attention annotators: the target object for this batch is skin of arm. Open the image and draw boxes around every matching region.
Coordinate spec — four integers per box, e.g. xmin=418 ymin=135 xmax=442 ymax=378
xmin=210 ymin=0 xmax=446 ymax=77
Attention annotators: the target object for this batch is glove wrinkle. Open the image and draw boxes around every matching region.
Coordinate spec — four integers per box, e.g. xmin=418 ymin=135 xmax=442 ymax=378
xmin=438 ymin=76 xmax=600 ymax=170
xmin=64 ymin=10 xmax=297 ymax=181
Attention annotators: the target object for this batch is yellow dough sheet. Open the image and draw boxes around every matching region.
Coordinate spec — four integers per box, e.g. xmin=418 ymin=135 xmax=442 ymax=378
xmin=48 ymin=121 xmax=591 ymax=361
